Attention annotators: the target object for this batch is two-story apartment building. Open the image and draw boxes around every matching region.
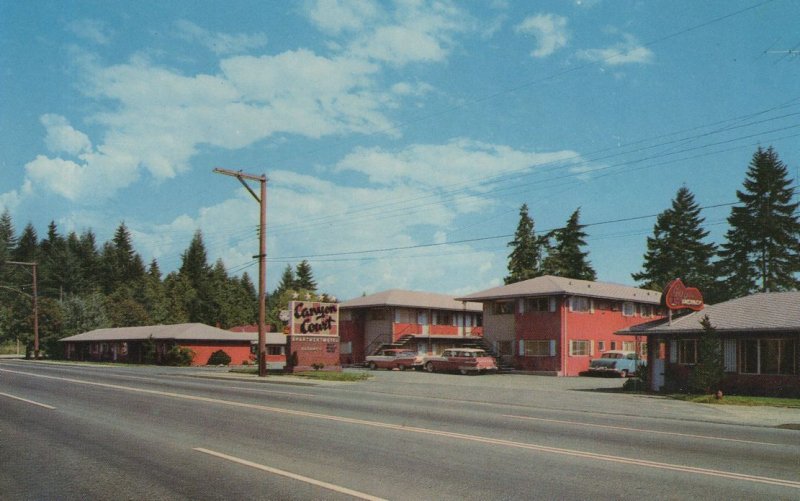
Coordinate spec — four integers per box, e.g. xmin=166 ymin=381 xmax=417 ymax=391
xmin=457 ymin=275 xmax=663 ymax=376
xmin=338 ymin=289 xmax=483 ymax=364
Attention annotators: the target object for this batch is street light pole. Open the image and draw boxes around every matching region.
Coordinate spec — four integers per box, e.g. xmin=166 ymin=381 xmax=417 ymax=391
xmin=213 ymin=168 xmax=268 ymax=377
xmin=5 ymin=261 xmax=38 ymax=359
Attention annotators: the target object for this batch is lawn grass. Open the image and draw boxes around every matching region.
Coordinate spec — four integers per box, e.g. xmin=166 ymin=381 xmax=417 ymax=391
xmin=668 ymin=393 xmax=800 ymax=408
xmin=228 ymin=367 xmax=370 ymax=381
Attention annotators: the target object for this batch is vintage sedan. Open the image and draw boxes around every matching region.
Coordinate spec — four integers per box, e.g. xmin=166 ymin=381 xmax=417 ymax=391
xmin=423 ymin=348 xmax=497 ymax=375
xmin=587 ymin=350 xmax=644 ymax=377
xmin=366 ymin=349 xmax=418 ymax=370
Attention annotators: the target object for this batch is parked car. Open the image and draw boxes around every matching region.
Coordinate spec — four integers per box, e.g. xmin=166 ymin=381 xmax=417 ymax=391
xmin=423 ymin=348 xmax=497 ymax=375
xmin=366 ymin=349 xmax=418 ymax=370
xmin=587 ymin=350 xmax=644 ymax=377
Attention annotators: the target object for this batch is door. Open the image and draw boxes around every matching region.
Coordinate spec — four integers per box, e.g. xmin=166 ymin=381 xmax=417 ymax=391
xmin=651 ymin=358 xmax=665 ymax=391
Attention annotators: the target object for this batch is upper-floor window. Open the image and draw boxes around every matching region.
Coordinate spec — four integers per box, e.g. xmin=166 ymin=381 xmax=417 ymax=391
xmin=639 ymin=304 xmax=654 ymax=318
xmin=370 ymin=308 xmax=387 ymax=321
xmin=492 ymin=301 xmax=514 ymax=315
xmin=622 ymin=302 xmax=636 ymax=317
xmin=433 ymin=311 xmax=453 ymax=325
xmin=569 ymin=296 xmax=591 ymax=313
xmin=524 ymin=297 xmax=555 ymax=313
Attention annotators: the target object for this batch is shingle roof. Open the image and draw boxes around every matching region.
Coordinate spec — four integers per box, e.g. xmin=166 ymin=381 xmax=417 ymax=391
xmin=622 ymin=291 xmax=800 ymax=334
xmin=340 ymin=289 xmax=483 ymax=312
xmin=456 ymin=275 xmax=662 ymax=304
xmin=60 ymin=323 xmax=262 ymax=343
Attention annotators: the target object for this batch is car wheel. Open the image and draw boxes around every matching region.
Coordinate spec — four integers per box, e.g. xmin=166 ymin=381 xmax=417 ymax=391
xmin=425 ymin=362 xmax=435 ymax=373
xmin=368 ymin=362 xmax=377 ymax=370
xmin=459 ymin=368 xmax=468 ymax=375
xmin=620 ymin=369 xmax=628 ymax=378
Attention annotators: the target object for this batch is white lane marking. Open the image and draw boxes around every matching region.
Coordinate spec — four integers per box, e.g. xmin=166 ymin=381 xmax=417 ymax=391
xmin=3 ymin=368 xmax=799 ymax=490
xmin=0 ymin=391 xmax=55 ymax=409
xmin=194 ymin=448 xmax=387 ymax=501
xmin=503 ymin=414 xmax=782 ymax=446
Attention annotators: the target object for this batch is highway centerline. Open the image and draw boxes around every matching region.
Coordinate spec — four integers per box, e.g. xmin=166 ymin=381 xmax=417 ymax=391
xmin=194 ymin=447 xmax=387 ymax=501
xmin=3 ymin=367 xmax=798 ymax=491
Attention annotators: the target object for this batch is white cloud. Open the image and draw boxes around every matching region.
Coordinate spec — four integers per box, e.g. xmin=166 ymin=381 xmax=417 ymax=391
xmin=515 ymin=13 xmax=569 ymax=58
xmin=305 ymin=0 xmax=381 ymax=35
xmin=67 ymin=19 xmax=112 ymax=45
xmin=577 ymin=33 xmax=654 ymax=66
xmin=41 ymin=114 xmax=92 ymax=156
xmin=335 ymin=139 xmax=580 ymax=191
xmin=175 ymin=20 xmax=268 ymax=55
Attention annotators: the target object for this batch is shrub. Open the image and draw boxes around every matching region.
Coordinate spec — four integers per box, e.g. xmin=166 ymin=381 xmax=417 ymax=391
xmin=207 ymin=349 xmax=232 ymax=366
xmin=163 ymin=345 xmax=194 ymax=366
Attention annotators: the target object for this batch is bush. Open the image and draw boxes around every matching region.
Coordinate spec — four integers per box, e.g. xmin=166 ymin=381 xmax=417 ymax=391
xmin=163 ymin=345 xmax=194 ymax=366
xmin=207 ymin=349 xmax=232 ymax=366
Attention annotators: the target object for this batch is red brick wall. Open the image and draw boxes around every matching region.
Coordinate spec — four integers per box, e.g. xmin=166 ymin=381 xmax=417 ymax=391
xmin=287 ymin=335 xmax=341 ymax=372
xmin=180 ymin=341 xmax=253 ymax=366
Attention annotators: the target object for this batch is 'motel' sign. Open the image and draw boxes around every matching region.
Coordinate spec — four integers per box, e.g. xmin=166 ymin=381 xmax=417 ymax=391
xmin=290 ymin=301 xmax=339 ymax=335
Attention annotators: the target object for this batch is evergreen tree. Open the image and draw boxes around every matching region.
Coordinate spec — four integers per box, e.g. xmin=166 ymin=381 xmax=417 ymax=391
xmin=632 ymin=187 xmax=717 ymax=295
xmin=13 ymin=223 xmax=38 ymax=263
xmin=274 ymin=264 xmax=296 ymax=296
xmin=717 ymin=147 xmax=800 ymax=297
xmin=688 ymin=316 xmax=724 ymax=394
xmin=143 ymin=260 xmax=169 ymax=324
xmin=100 ymin=222 xmax=147 ymax=296
xmin=294 ymin=260 xmax=317 ymax=291
xmin=178 ymin=230 xmax=213 ymax=323
xmin=0 ymin=209 xmax=16 ymax=274
xmin=505 ymin=203 xmax=544 ymax=284
xmin=542 ymin=208 xmax=596 ymax=280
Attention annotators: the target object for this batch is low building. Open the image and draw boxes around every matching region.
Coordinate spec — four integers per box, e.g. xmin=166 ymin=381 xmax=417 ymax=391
xmin=229 ymin=324 xmax=288 ymax=370
xmin=457 ymin=275 xmax=663 ymax=376
xmin=61 ymin=323 xmax=260 ymax=366
xmin=339 ymin=289 xmax=484 ymax=364
xmin=623 ymin=291 xmax=800 ymax=397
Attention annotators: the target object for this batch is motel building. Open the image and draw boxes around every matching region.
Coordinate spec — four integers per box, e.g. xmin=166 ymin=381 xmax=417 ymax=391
xmin=60 ymin=323 xmax=262 ymax=366
xmin=338 ymin=290 xmax=484 ymax=364
xmin=622 ymin=291 xmax=800 ymax=397
xmin=456 ymin=275 xmax=663 ymax=376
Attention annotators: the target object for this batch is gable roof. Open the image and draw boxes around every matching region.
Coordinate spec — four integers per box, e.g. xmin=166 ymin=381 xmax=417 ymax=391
xmin=622 ymin=291 xmax=800 ymax=334
xmin=60 ymin=323 xmax=260 ymax=343
xmin=340 ymin=289 xmax=482 ymax=312
xmin=456 ymin=275 xmax=662 ymax=304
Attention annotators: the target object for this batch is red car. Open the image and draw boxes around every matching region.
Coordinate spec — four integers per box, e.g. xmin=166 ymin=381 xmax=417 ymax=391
xmin=423 ymin=348 xmax=497 ymax=375
xmin=366 ymin=349 xmax=418 ymax=370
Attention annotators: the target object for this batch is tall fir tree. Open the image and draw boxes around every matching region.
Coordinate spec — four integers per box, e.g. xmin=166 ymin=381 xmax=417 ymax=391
xmin=717 ymin=147 xmax=800 ymax=298
xmin=632 ymin=187 xmax=718 ymax=296
xmin=542 ymin=208 xmax=596 ymax=280
xmin=294 ymin=260 xmax=317 ymax=291
xmin=178 ymin=230 xmax=213 ymax=323
xmin=505 ymin=203 xmax=544 ymax=284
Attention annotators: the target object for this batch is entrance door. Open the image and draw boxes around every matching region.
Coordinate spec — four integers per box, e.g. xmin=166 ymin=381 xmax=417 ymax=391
xmin=651 ymin=358 xmax=665 ymax=391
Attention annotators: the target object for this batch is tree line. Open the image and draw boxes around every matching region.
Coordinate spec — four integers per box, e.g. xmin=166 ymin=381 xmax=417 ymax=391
xmin=0 ymin=216 xmax=323 ymax=356
xmin=505 ymin=146 xmax=800 ymax=303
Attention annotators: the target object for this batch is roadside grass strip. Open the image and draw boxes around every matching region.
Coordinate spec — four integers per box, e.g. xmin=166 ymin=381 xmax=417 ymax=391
xmin=0 ymin=391 xmax=55 ymax=409
xmin=194 ymin=448 xmax=387 ymax=501
xmin=3 ymin=368 xmax=799 ymax=491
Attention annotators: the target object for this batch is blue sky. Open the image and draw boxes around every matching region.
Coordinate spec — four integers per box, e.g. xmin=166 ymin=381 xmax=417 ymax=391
xmin=1 ymin=0 xmax=798 ymax=300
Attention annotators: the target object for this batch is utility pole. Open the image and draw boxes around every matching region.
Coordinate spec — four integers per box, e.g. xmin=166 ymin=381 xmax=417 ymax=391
xmin=213 ymin=168 xmax=268 ymax=377
xmin=5 ymin=261 xmax=38 ymax=359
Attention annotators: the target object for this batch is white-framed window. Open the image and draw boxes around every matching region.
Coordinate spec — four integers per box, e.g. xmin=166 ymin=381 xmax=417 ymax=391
xmin=569 ymin=339 xmax=593 ymax=356
xmin=521 ymin=340 xmax=556 ymax=357
xmin=622 ymin=341 xmax=635 ymax=352
xmin=598 ymin=341 xmax=606 ymax=352
xmin=417 ymin=310 xmax=428 ymax=325
xmin=433 ymin=311 xmax=453 ymax=325
xmin=569 ymin=296 xmax=591 ymax=313
xmin=610 ymin=341 xmax=617 ymax=350
xmin=622 ymin=302 xmax=636 ymax=317
xmin=492 ymin=301 xmax=514 ymax=315
xmin=639 ymin=304 xmax=654 ymax=318
xmin=739 ymin=338 xmax=797 ymax=375
xmin=678 ymin=339 xmax=698 ymax=365
xmin=524 ymin=297 xmax=552 ymax=313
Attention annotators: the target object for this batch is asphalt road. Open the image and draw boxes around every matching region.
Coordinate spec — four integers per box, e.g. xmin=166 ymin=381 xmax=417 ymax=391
xmin=1 ymin=360 xmax=799 ymax=500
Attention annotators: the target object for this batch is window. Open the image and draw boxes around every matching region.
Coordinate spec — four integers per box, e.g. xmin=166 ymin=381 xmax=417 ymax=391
xmin=610 ymin=341 xmax=617 ymax=350
xmin=370 ymin=309 xmax=387 ymax=321
xmin=739 ymin=338 xmax=797 ymax=375
xmin=640 ymin=305 xmax=654 ymax=318
xmin=433 ymin=312 xmax=453 ymax=325
xmin=522 ymin=340 xmax=554 ymax=357
xmin=394 ymin=308 xmax=415 ymax=324
xmin=622 ymin=341 xmax=635 ymax=352
xmin=267 ymin=346 xmax=285 ymax=356
xmin=524 ymin=297 xmax=551 ymax=313
xmin=570 ymin=340 xmax=592 ymax=356
xmin=569 ymin=297 xmax=591 ymax=313
xmin=598 ymin=341 xmax=605 ymax=352
xmin=622 ymin=302 xmax=636 ymax=317
xmin=492 ymin=301 xmax=514 ymax=315
xmin=640 ymin=343 xmax=648 ymax=358
xmin=678 ymin=339 xmax=698 ymax=365
xmin=339 ymin=342 xmax=352 ymax=355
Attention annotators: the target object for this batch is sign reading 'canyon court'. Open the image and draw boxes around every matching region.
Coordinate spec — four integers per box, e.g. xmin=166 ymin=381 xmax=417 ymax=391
xmin=289 ymin=301 xmax=339 ymax=336
xmin=662 ymin=279 xmax=704 ymax=311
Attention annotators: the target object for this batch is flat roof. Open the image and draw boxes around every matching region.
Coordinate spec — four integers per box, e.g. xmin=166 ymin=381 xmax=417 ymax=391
xmin=457 ymin=275 xmax=662 ymax=304
xmin=340 ymin=289 xmax=483 ymax=312
xmin=621 ymin=291 xmax=800 ymax=335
